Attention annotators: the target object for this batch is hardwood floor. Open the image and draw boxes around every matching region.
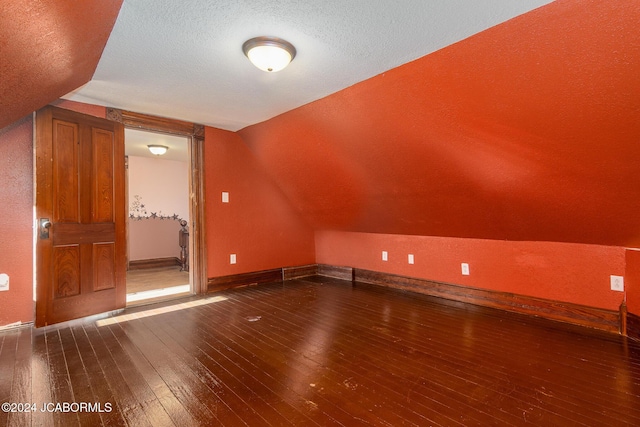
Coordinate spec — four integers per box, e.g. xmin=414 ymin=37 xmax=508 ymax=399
xmin=126 ymin=266 xmax=190 ymax=294
xmin=1 ymin=275 xmax=639 ymax=426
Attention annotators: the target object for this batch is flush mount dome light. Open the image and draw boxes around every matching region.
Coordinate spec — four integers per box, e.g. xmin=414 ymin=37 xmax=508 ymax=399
xmin=242 ymin=36 xmax=296 ymax=72
xmin=147 ymin=145 xmax=168 ymax=156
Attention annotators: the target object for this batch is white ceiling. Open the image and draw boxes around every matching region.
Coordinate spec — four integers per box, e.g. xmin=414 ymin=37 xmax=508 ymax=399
xmin=125 ymin=128 xmax=189 ymax=162
xmin=64 ymin=0 xmax=552 ymax=131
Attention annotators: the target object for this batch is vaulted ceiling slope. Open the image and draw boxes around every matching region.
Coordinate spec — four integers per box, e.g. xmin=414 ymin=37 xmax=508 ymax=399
xmin=65 ymin=0 xmax=551 ymax=131
xmin=0 ymin=0 xmax=123 ymax=129
xmin=239 ymin=0 xmax=640 ymax=248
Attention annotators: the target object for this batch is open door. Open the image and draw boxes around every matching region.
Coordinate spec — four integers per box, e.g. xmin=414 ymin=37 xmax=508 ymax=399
xmin=35 ymin=106 xmax=126 ymax=327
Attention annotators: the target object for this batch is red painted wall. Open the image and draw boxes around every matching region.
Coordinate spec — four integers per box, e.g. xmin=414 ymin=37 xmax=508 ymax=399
xmin=316 ymin=231 xmax=626 ymax=311
xmin=204 ymin=127 xmax=315 ymax=277
xmin=51 ymin=99 xmax=108 ymax=119
xmin=0 ymin=116 xmax=35 ymax=326
xmin=0 ymin=0 xmax=123 ymax=128
xmin=239 ymin=1 xmax=640 ymax=248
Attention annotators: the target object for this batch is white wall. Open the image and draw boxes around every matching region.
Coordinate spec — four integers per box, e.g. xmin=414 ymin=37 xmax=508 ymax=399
xmin=128 ymin=156 xmax=189 ymax=221
xmin=128 ymin=155 xmax=189 ymax=261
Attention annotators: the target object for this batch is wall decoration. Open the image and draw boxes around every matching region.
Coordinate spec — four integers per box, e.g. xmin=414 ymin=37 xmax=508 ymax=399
xmin=129 ymin=195 xmax=184 ymax=221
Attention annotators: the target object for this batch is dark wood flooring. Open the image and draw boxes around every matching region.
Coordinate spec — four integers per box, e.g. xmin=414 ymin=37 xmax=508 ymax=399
xmin=1 ymin=275 xmax=639 ymax=426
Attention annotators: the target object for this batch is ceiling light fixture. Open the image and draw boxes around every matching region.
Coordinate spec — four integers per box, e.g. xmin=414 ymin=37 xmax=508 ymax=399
xmin=147 ymin=145 xmax=168 ymax=156
xmin=242 ymin=36 xmax=296 ymax=72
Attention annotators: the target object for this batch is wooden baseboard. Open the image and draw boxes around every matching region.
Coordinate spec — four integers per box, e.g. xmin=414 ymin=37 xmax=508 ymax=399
xmin=352 ymin=268 xmax=620 ymax=334
xmin=208 ymin=264 xmax=317 ymax=292
xmin=208 ymin=268 xmax=282 ymax=292
xmin=317 ymin=264 xmax=353 ymax=281
xmin=207 ymin=263 xmax=625 ymax=335
xmin=283 ymin=264 xmax=317 ymax=280
xmin=129 ymin=257 xmax=181 ymax=270
xmin=628 ymin=312 xmax=640 ymax=342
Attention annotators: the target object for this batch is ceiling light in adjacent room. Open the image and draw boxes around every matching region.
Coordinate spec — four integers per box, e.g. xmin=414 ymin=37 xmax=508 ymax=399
xmin=242 ymin=36 xmax=296 ymax=72
xmin=148 ymin=145 xmax=168 ymax=156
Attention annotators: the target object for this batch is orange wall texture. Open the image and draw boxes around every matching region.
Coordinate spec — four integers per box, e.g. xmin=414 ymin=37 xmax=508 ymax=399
xmin=0 ymin=0 xmax=123 ymax=128
xmin=316 ymin=231 xmax=625 ymax=311
xmin=0 ymin=116 xmax=34 ymax=326
xmin=204 ymin=127 xmax=315 ymax=277
xmin=239 ymin=1 xmax=640 ymax=247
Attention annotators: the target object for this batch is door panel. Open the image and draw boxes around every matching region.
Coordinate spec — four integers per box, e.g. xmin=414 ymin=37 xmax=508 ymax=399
xmin=36 ymin=106 xmax=126 ymax=326
xmin=52 ymin=119 xmax=79 ymax=222
xmin=92 ymin=128 xmax=115 ymax=222
xmin=93 ymin=243 xmax=116 ymax=291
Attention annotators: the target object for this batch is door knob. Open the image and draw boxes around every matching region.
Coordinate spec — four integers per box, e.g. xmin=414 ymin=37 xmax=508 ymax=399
xmin=40 ymin=218 xmax=51 ymax=239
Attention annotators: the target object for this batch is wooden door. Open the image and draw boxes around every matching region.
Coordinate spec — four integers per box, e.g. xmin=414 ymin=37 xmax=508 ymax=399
xmin=35 ymin=106 xmax=126 ymax=327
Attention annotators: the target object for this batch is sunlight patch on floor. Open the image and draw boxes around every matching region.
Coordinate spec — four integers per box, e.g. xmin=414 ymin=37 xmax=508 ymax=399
xmin=96 ymin=295 xmax=228 ymax=327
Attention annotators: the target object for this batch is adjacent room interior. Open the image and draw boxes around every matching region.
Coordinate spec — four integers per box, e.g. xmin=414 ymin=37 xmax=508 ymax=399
xmin=124 ymin=128 xmax=192 ymax=304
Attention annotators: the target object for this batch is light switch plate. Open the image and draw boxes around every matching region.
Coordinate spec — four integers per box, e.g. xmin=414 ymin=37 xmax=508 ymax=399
xmin=230 ymin=254 xmax=237 ymax=264
xmin=382 ymin=251 xmax=388 ymax=261
xmin=408 ymin=254 xmax=414 ymax=264
xmin=222 ymin=192 xmax=229 ymax=203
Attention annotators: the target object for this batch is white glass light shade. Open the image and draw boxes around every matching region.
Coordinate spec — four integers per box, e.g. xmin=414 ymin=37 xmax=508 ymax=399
xmin=243 ymin=37 xmax=296 ymax=72
xmin=148 ymin=145 xmax=168 ymax=156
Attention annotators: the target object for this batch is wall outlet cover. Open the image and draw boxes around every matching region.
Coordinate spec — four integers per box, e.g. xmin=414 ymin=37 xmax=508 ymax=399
xmin=382 ymin=251 xmax=388 ymax=261
xmin=610 ymin=275 xmax=624 ymax=292
xmin=408 ymin=254 xmax=414 ymax=264
xmin=461 ymin=263 xmax=470 ymax=275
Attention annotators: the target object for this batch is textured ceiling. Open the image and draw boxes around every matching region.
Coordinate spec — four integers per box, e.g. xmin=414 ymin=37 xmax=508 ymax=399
xmin=63 ymin=0 xmax=551 ymax=131
xmin=125 ymin=129 xmax=189 ymax=162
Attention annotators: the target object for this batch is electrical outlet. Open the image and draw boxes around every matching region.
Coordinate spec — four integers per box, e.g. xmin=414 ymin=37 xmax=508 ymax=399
xmin=610 ymin=275 xmax=624 ymax=292
xmin=0 ymin=274 xmax=8 ymax=291
xmin=382 ymin=251 xmax=388 ymax=261
xmin=222 ymin=192 xmax=229 ymax=203
xmin=461 ymin=263 xmax=470 ymax=276
xmin=408 ymin=254 xmax=414 ymax=264
xmin=230 ymin=254 xmax=237 ymax=264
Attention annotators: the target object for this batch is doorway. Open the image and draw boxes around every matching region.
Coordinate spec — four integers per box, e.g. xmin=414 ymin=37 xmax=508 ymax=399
xmin=124 ymin=128 xmax=191 ymax=304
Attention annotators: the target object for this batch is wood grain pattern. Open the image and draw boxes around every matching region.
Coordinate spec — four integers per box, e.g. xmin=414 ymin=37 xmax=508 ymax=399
xmin=53 ymin=245 xmax=81 ymax=298
xmin=352 ymin=268 xmax=621 ymax=333
xmin=52 ymin=223 xmax=115 ymax=246
xmin=126 ymin=266 xmax=189 ymax=294
xmin=36 ymin=106 xmax=126 ymax=326
xmin=52 ymin=119 xmax=79 ymax=223
xmin=2 ymin=278 xmax=639 ymax=426
xmin=282 ymin=264 xmax=317 ymax=280
xmin=208 ymin=268 xmax=282 ymax=292
xmin=107 ymin=108 xmax=196 ymax=136
xmin=128 ymin=257 xmax=182 ymax=270
xmin=628 ymin=312 xmax=640 ymax=342
xmin=93 ymin=243 xmax=116 ymax=291
xmin=92 ymin=128 xmax=115 ymax=223
xmin=317 ymin=264 xmax=353 ymax=281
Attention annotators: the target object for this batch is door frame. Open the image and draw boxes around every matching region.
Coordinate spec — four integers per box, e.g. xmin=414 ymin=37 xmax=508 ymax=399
xmin=106 ymin=108 xmax=208 ymax=295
